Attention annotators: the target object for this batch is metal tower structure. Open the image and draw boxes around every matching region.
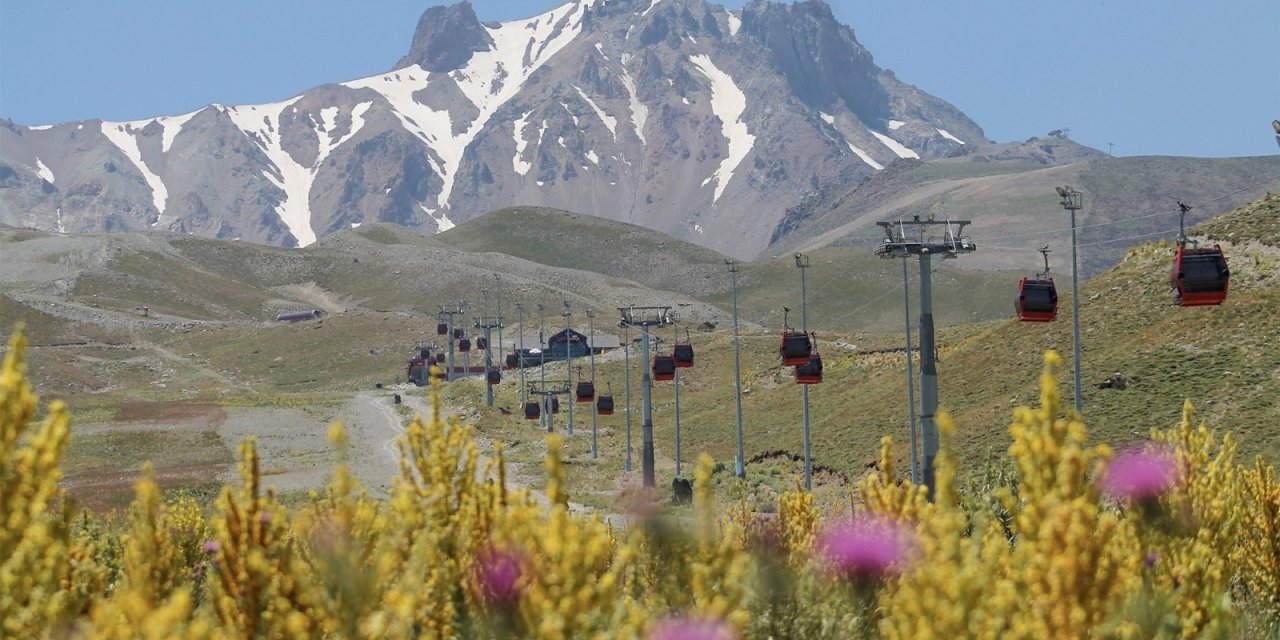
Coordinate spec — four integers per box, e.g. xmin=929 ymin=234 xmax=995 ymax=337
xmin=875 ymin=215 xmax=977 ymax=499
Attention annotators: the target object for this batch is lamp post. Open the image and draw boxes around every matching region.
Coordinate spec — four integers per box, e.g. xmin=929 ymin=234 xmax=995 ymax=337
xmin=517 ymin=302 xmax=526 ymax=407
xmin=563 ymin=300 xmax=573 ymax=436
xmin=1056 ymin=186 xmax=1084 ymax=415
xmin=794 ymin=252 xmax=812 ymax=491
xmin=623 ymin=323 xmax=633 ymax=473
xmin=727 ymin=259 xmax=746 ymax=478
xmin=587 ymin=309 xmax=598 ymax=459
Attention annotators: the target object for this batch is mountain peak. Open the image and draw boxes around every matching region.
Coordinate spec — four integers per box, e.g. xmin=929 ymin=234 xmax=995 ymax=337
xmin=394 ymin=1 xmax=493 ymax=72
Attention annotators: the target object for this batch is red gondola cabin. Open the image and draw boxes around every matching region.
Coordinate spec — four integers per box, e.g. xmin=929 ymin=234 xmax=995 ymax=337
xmin=576 ymin=381 xmax=595 ymax=403
xmin=524 ymin=401 xmax=540 ymax=420
xmin=1171 ymin=245 xmax=1229 ymax=307
xmin=795 ymin=354 xmax=824 ymax=384
xmin=486 ymin=370 xmax=501 ymax=385
xmin=673 ymin=343 xmax=694 ymax=368
xmin=780 ymin=331 xmax=812 ymax=366
xmin=1015 ymin=278 xmax=1058 ymax=322
xmin=652 ymin=355 xmax=676 ymax=381
xmin=596 ymin=394 xmax=615 ymax=416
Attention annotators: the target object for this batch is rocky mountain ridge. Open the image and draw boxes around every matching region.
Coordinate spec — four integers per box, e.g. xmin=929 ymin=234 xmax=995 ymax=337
xmin=0 ymin=0 xmax=988 ymax=258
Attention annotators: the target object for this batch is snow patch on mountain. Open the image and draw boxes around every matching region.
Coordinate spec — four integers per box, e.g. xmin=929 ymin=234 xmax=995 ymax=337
xmin=819 ymin=112 xmax=835 ymax=125
xmin=27 ymin=124 xmax=54 ymax=131
xmin=575 ymin=86 xmax=617 ymax=140
xmin=689 ymin=54 xmax=755 ymax=204
xmin=870 ymin=130 xmax=919 ymax=159
xmin=641 ymin=0 xmax=662 ymax=17
xmin=100 ymin=120 xmax=169 ymax=216
xmin=512 ymin=111 xmax=533 ymax=176
xmin=158 ymin=109 xmax=201 ymax=152
xmin=846 ymin=141 xmax=884 ymax=170
xmin=224 ymin=98 xmax=370 ymax=246
xmin=34 ymin=158 xmax=54 ymax=184
xmin=726 ymin=11 xmax=741 ymax=36
xmin=619 ymin=59 xmax=648 ymax=145
xmin=888 ymin=120 xmax=905 ymax=130
xmin=343 ymin=67 xmax=448 ymax=176
xmin=222 ymin=98 xmax=318 ymax=244
xmin=346 ymin=0 xmax=595 ymax=212
xmin=936 ymin=128 xmax=965 ymax=144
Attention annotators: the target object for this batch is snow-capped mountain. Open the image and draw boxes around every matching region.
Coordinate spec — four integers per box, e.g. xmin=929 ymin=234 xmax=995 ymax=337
xmin=0 ymin=0 xmax=986 ymax=258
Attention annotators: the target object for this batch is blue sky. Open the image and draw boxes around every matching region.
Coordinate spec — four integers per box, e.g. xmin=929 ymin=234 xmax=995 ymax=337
xmin=1 ymin=0 xmax=1277 ymax=158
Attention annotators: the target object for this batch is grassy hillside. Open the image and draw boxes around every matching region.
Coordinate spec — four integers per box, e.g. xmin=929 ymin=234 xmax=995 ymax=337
xmin=469 ymin=194 xmax=1280 ymax=500
xmin=769 ymin=155 xmax=1279 ymax=278
xmin=4 ymin=195 xmax=1278 ymax=509
xmin=430 ymin=206 xmax=735 ymax=298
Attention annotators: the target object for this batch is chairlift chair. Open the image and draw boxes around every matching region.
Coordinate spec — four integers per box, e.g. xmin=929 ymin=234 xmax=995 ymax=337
xmin=1170 ymin=201 xmax=1229 ymax=307
xmin=486 ymin=370 xmax=501 ymax=385
xmin=524 ymin=401 xmax=540 ymax=420
xmin=652 ymin=355 xmax=676 ymax=382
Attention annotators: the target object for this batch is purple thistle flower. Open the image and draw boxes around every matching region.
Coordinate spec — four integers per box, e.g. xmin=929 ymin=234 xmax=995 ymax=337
xmin=818 ymin=515 xmax=913 ymax=582
xmin=1101 ymin=445 xmax=1180 ymax=501
xmin=203 ymin=540 xmax=219 ymax=554
xmin=475 ymin=548 xmax=524 ymax=608
xmin=649 ymin=617 xmax=739 ymax=640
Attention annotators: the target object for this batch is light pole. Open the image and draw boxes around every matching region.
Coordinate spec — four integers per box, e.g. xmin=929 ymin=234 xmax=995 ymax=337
xmin=588 ymin=309 xmax=598 ymax=459
xmin=539 ymin=304 xmax=548 ymax=432
xmin=673 ymin=320 xmax=682 ymax=478
xmin=563 ymin=300 xmax=573 ymax=436
xmin=623 ymin=323 xmax=633 ymax=473
xmin=795 ymin=252 xmax=812 ymax=491
xmin=517 ymin=302 xmax=526 ymax=407
xmin=727 ymin=259 xmax=746 ymax=478
xmin=1056 ymin=186 xmax=1084 ymax=415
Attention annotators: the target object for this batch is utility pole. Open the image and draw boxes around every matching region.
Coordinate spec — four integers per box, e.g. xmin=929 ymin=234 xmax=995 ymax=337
xmin=495 ymin=274 xmax=504 ymax=376
xmin=875 ymin=216 xmax=977 ymax=499
xmin=619 ymin=306 xmax=672 ymax=487
xmin=517 ymin=302 xmax=527 ymax=407
xmin=539 ymin=304 xmax=547 ymax=431
xmin=1056 ymin=186 xmax=1085 ymax=415
xmin=563 ymin=300 xmax=574 ymax=436
xmin=587 ymin=309 xmax=598 ymax=459
xmin=795 ymin=252 xmax=812 ymax=491
xmin=672 ymin=320 xmax=682 ymax=478
xmin=623 ymin=323 xmax=633 ymax=473
xmin=727 ymin=259 xmax=746 ymax=478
